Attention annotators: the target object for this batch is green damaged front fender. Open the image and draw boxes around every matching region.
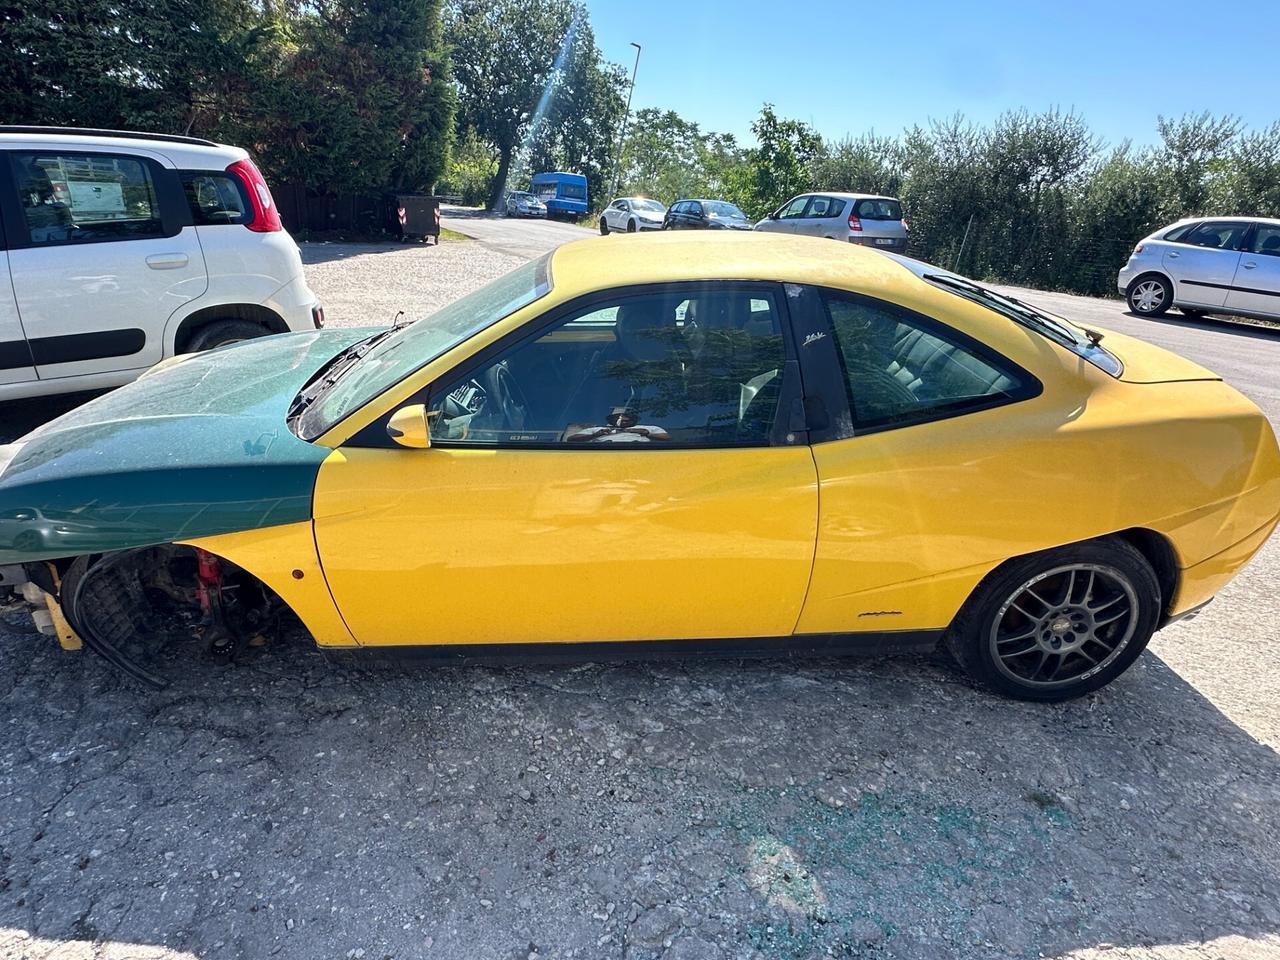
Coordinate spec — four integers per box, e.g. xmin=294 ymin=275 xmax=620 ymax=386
xmin=0 ymin=328 xmax=375 ymax=565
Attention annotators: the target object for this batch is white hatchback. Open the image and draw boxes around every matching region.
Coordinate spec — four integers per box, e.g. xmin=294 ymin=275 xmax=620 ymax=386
xmin=0 ymin=126 xmax=323 ymax=401
xmin=600 ymin=197 xmax=667 ymax=234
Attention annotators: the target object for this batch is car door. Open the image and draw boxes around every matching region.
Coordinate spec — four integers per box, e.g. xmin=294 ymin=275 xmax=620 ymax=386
xmin=804 ymin=196 xmax=843 ymax=238
xmin=770 ymin=195 xmax=812 ymax=235
xmin=1225 ymin=223 xmax=1280 ymax=318
xmin=791 ymin=285 xmax=1043 ymax=636
xmin=312 ymin=282 xmax=819 ymax=648
xmin=1162 ymin=220 xmax=1248 ymax=307
xmin=0 ymin=183 xmax=37 ymax=389
xmin=605 ymin=199 xmax=624 ymax=231
xmin=4 ymin=147 xmax=206 ymax=381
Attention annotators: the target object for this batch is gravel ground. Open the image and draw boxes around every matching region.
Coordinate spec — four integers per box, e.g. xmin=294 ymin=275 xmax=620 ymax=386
xmin=2 ymin=236 xmax=1279 ymax=960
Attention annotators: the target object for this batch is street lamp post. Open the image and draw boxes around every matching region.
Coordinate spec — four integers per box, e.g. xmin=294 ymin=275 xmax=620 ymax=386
xmin=607 ymin=42 xmax=641 ymax=204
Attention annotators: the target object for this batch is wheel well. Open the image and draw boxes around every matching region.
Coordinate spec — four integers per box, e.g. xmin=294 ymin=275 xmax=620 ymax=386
xmin=1111 ymin=528 xmax=1178 ymax=613
xmin=174 ymin=304 xmax=288 ymax=354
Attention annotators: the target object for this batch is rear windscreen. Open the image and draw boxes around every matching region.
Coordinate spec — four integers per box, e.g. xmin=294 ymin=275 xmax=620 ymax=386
xmin=855 ymin=198 xmax=903 ymax=220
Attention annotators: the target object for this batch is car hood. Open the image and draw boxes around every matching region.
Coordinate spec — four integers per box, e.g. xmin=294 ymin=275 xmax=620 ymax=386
xmin=0 ymin=328 xmax=374 ymax=564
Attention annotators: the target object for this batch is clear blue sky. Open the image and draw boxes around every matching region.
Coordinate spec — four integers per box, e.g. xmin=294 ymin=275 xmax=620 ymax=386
xmin=584 ymin=0 xmax=1279 ymax=148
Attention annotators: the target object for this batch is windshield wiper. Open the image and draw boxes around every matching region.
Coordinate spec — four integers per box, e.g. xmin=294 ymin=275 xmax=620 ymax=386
xmin=286 ymin=328 xmax=398 ymax=424
xmin=926 ymin=274 xmax=1085 ymax=345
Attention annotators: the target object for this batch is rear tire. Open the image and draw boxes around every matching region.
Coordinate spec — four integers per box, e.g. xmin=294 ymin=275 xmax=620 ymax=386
xmin=1126 ymin=274 xmax=1173 ymax=316
xmin=599 ymin=218 xmax=610 ymax=236
xmin=945 ymin=538 xmax=1161 ymax=702
xmin=184 ymin=319 xmax=270 ymax=352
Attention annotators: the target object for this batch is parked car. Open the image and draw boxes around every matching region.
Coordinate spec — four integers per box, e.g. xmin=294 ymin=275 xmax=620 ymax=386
xmin=599 ymin=197 xmax=666 ymax=234
xmin=0 ymin=126 xmax=323 ymax=402
xmin=1119 ymin=217 xmax=1280 ymax=321
xmin=3 ymin=234 xmax=1277 ymax=702
xmin=504 ymin=190 xmax=547 ymax=218
xmin=663 ymin=199 xmax=753 ymax=231
xmin=755 ymin=193 xmax=909 ymax=251
xmin=530 ymin=171 xmax=588 ymax=219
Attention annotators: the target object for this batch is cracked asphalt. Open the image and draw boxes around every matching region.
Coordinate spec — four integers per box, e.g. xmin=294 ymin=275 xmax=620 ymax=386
xmin=2 ymin=230 xmax=1279 ymax=960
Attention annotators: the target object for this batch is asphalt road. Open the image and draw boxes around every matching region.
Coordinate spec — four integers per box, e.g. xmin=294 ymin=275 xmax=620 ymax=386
xmin=2 ymin=224 xmax=1279 ymax=960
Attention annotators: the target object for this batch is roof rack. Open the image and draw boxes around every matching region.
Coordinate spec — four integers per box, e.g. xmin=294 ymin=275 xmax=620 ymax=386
xmin=0 ymin=126 xmax=220 ymax=148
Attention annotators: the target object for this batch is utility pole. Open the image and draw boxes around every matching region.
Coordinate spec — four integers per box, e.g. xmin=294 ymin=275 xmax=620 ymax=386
xmin=607 ymin=42 xmax=641 ymax=204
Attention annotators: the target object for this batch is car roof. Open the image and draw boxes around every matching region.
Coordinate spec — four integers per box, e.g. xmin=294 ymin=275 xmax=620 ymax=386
xmin=0 ymin=127 xmax=248 ymax=169
xmin=1161 ymin=215 xmax=1280 ymax=226
xmin=808 ymin=192 xmax=901 ymax=203
xmin=550 ymin=231 xmax=917 ymax=298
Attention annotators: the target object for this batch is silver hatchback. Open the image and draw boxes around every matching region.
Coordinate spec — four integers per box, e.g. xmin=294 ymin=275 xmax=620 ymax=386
xmin=754 ymin=192 xmax=909 ymax=251
xmin=1119 ymin=217 xmax=1280 ymax=321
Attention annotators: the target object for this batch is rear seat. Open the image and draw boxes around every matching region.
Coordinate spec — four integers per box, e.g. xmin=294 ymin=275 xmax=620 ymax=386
xmin=887 ymin=325 xmax=1017 ymax=402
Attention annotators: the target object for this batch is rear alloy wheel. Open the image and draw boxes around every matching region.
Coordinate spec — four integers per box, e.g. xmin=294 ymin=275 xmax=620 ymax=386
xmin=599 ymin=218 xmax=610 ymax=236
xmin=185 ymin=318 xmax=270 ymax=352
xmin=946 ymin=539 xmax=1160 ymax=701
xmin=1126 ymin=275 xmax=1172 ymax=316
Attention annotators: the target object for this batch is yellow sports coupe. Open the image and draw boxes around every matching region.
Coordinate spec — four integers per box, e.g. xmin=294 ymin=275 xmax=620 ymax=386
xmin=1 ymin=234 xmax=1277 ymax=701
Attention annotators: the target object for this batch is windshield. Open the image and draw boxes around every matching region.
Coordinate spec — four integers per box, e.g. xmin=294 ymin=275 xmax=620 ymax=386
xmin=704 ymin=201 xmax=746 ymax=219
xmin=296 ymin=253 xmax=554 ymax=439
xmin=633 ymin=198 xmax=665 ymax=213
xmin=923 ymin=272 xmax=1123 ymax=377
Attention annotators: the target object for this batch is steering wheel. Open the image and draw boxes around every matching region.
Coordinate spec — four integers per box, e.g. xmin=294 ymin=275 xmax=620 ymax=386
xmin=482 ymin=361 xmax=531 ymax=430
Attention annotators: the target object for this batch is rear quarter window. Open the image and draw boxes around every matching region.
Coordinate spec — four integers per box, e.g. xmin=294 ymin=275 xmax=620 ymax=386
xmin=180 ymin=172 xmax=248 ymax=225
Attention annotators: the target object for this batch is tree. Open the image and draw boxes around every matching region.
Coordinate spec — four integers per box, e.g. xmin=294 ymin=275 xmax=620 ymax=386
xmin=0 ymin=0 xmax=263 ymax=132
xmin=617 ymin=109 xmax=742 ymax=203
xmin=728 ymin=104 xmax=822 ymax=218
xmin=445 ymin=0 xmax=578 ymax=209
xmin=522 ymin=15 xmax=626 ymax=207
xmin=256 ymin=0 xmax=455 ymax=194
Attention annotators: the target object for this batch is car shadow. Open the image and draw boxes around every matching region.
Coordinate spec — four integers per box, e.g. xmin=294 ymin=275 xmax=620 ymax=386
xmin=1 ymin=624 xmax=1276 ymax=959
xmin=1130 ymin=309 xmax=1280 ymax=342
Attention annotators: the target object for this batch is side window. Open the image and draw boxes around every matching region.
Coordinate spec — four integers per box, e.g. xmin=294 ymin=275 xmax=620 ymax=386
xmin=180 ymin=172 xmax=248 ymax=225
xmin=823 ymin=291 xmax=1030 ymax=432
xmin=815 ymin=197 xmax=844 ymax=218
xmin=428 ymin=287 xmax=788 ymax=447
xmin=1163 ymin=223 xmax=1197 ymax=243
xmin=1185 ymin=221 xmax=1249 ymax=251
xmin=806 ymin=196 xmax=839 ymax=218
xmin=14 ymin=152 xmax=164 ymax=245
xmin=778 ymin=196 xmax=810 ymax=219
xmin=1250 ymin=225 xmax=1280 ymax=257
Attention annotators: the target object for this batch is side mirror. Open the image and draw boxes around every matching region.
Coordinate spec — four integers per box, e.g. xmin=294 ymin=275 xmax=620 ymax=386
xmin=387 ymin=404 xmax=431 ymax=449
xmin=768 ymin=211 xmax=780 ymax=219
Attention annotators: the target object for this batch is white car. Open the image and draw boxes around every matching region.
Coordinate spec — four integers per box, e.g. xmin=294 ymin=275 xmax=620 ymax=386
xmin=1119 ymin=217 xmax=1280 ymax=321
xmin=0 ymin=126 xmax=323 ymax=401
xmin=600 ymin=197 xmax=667 ymax=234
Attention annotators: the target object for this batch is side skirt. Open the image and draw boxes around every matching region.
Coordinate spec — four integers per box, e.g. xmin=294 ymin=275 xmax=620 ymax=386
xmin=331 ymin=630 xmax=944 ymax=667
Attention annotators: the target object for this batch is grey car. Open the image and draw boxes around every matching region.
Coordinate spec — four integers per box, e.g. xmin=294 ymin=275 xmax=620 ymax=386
xmin=1118 ymin=216 xmax=1280 ymax=321
xmin=754 ymin=192 xmax=909 ymax=251
xmin=505 ymin=191 xmax=547 ymax=218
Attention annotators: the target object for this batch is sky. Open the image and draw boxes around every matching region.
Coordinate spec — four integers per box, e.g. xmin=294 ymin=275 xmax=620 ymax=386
xmin=584 ymin=0 xmax=1280 ymax=149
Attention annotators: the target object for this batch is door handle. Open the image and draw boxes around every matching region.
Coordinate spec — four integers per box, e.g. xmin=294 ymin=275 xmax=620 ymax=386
xmin=1167 ymin=252 xmax=1179 ymax=259
xmin=145 ymin=253 xmax=190 ymax=270
xmin=1243 ymin=261 xmax=1257 ymax=269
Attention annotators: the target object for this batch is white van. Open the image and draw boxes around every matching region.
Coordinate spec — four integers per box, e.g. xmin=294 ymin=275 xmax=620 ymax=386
xmin=0 ymin=126 xmax=323 ymax=401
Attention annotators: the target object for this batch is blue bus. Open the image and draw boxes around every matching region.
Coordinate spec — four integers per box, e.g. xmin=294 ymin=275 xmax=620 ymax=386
xmin=531 ymin=171 xmax=588 ymax=219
